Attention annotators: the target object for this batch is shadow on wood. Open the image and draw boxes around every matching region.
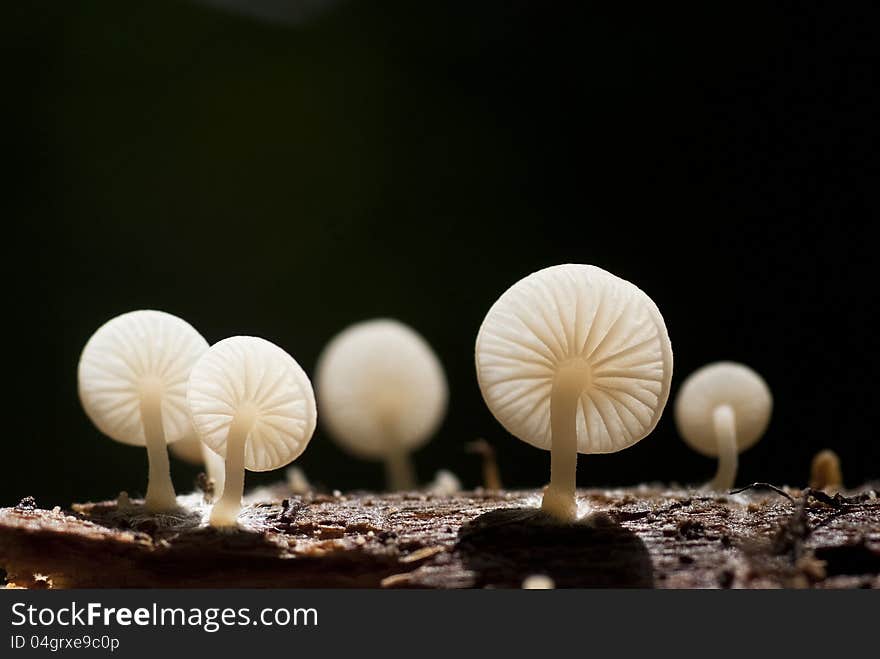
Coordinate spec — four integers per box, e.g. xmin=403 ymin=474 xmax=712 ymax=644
xmin=457 ymin=507 xmax=654 ymax=588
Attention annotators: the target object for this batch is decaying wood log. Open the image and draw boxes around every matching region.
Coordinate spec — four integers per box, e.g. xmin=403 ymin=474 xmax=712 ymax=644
xmin=1 ymin=484 xmax=878 ymax=588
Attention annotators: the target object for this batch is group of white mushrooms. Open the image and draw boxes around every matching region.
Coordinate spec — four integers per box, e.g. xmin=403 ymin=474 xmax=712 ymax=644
xmin=78 ymin=313 xmax=447 ymax=527
xmin=476 ymin=264 xmax=674 ymax=521
xmin=476 ymin=263 xmax=772 ymax=522
xmin=78 ymin=263 xmax=772 ymax=528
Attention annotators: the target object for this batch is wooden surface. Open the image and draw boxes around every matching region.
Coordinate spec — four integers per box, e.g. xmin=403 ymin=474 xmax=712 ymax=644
xmin=1 ymin=484 xmax=878 ymax=588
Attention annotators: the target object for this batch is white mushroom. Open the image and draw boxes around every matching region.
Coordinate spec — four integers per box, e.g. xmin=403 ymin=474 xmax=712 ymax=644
xmin=476 ymin=264 xmax=673 ymax=522
xmin=674 ymin=361 xmax=772 ymax=491
xmin=168 ymin=433 xmax=226 ymax=497
xmin=426 ymin=469 xmax=462 ymax=496
xmin=285 ymin=466 xmax=312 ymax=495
xmin=187 ymin=336 xmax=317 ymax=527
xmin=316 ymin=319 xmax=447 ymax=490
xmin=522 ymin=574 xmax=555 ymax=589
xmin=78 ymin=310 xmax=209 ymax=512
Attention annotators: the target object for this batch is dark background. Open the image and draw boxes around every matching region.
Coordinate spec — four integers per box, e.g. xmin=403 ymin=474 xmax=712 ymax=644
xmin=4 ymin=1 xmax=877 ymax=507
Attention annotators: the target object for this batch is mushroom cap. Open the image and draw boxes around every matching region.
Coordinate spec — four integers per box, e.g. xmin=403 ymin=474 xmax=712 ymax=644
xmin=475 ymin=264 xmax=673 ymax=454
xmin=187 ymin=336 xmax=317 ymax=472
xmin=674 ymin=361 xmax=772 ymax=457
xmin=78 ymin=310 xmax=209 ymax=447
xmin=316 ymin=319 xmax=448 ymax=460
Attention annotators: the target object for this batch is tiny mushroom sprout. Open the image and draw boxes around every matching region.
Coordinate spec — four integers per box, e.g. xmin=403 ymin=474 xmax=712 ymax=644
xmin=809 ymin=449 xmax=843 ymax=491
xmin=78 ymin=310 xmax=209 ymax=512
xmin=187 ymin=336 xmax=317 ymax=527
xmin=169 ymin=432 xmax=226 ymax=498
xmin=674 ymin=361 xmax=772 ymax=491
xmin=475 ymin=264 xmax=673 ymax=522
xmin=316 ymin=319 xmax=448 ymax=491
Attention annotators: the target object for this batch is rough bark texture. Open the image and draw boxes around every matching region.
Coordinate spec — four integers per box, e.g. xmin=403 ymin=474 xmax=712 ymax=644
xmin=1 ymin=484 xmax=878 ymax=588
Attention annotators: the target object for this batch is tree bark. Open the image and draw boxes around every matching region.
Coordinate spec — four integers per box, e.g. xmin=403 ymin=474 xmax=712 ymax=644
xmin=1 ymin=485 xmax=877 ymax=588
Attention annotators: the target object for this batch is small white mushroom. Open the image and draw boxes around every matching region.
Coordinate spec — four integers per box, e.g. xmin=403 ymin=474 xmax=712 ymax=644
xmin=674 ymin=361 xmax=772 ymax=491
xmin=169 ymin=433 xmax=226 ymax=497
xmin=285 ymin=465 xmax=312 ymax=495
xmin=316 ymin=319 xmax=448 ymax=491
xmin=476 ymin=264 xmax=673 ymax=522
xmin=522 ymin=574 xmax=555 ymax=589
xmin=187 ymin=336 xmax=317 ymax=527
xmin=426 ymin=469 xmax=462 ymax=496
xmin=78 ymin=310 xmax=209 ymax=512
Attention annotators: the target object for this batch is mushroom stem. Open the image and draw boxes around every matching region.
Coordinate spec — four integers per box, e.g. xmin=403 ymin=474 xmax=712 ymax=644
xmin=542 ymin=365 xmax=586 ymax=522
xmin=201 ymin=443 xmax=226 ymax=501
xmin=140 ymin=383 xmax=178 ymax=512
xmin=385 ymin=448 xmax=417 ymax=491
xmin=709 ymin=404 xmax=738 ymax=491
xmin=210 ymin=409 xmax=256 ymax=527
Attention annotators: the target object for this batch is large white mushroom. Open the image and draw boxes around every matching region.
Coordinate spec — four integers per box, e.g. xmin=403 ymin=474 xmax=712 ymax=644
xmin=316 ymin=319 xmax=448 ymax=490
xmin=674 ymin=361 xmax=772 ymax=491
xmin=187 ymin=336 xmax=317 ymax=527
xmin=476 ymin=264 xmax=673 ymax=522
xmin=78 ymin=310 xmax=209 ymax=512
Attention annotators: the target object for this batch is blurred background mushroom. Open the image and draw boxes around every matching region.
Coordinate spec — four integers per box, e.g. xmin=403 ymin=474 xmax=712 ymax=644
xmin=521 ymin=574 xmax=555 ymax=589
xmin=285 ymin=465 xmax=313 ymax=495
xmin=466 ymin=439 xmax=503 ymax=490
xmin=78 ymin=310 xmax=209 ymax=511
xmin=809 ymin=449 xmax=843 ymax=492
xmin=475 ymin=264 xmax=673 ymax=521
xmin=425 ymin=469 xmax=462 ymax=496
xmin=316 ymin=319 xmax=448 ymax=490
xmin=674 ymin=361 xmax=772 ymax=491
xmin=168 ymin=433 xmax=226 ymax=500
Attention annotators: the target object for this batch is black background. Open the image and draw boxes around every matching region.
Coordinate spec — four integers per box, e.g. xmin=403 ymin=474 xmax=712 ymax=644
xmin=4 ymin=1 xmax=877 ymax=507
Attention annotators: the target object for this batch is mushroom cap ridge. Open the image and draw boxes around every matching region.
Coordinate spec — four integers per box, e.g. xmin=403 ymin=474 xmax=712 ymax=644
xmin=674 ymin=361 xmax=772 ymax=457
xmin=78 ymin=309 xmax=209 ymax=447
xmin=475 ymin=264 xmax=673 ymax=454
xmin=316 ymin=319 xmax=448 ymax=460
xmin=187 ymin=336 xmax=317 ymax=472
